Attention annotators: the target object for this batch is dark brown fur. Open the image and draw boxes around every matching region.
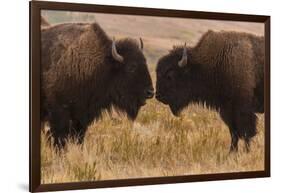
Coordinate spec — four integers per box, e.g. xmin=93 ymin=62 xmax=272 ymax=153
xmin=41 ymin=23 xmax=153 ymax=147
xmin=156 ymin=30 xmax=264 ymax=152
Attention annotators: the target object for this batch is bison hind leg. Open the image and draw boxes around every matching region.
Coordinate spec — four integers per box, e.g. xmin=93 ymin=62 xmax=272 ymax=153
xmin=49 ymin=123 xmax=69 ymax=149
xmin=47 ymin=106 xmax=74 ymax=149
xmin=50 ymin=119 xmax=87 ymax=149
xmin=254 ymin=82 xmax=264 ymax=113
xmin=235 ymin=111 xmax=257 ymax=152
xmin=253 ymin=96 xmax=264 ymax=113
xmin=220 ymin=106 xmax=257 ymax=152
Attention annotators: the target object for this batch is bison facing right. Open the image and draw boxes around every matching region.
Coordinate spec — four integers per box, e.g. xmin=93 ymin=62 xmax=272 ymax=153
xmin=42 ymin=23 xmax=154 ymax=147
xmin=156 ymin=30 xmax=264 ymax=152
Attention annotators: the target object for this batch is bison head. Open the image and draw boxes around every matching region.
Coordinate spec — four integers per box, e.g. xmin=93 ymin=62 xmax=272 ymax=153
xmin=156 ymin=44 xmax=200 ymax=116
xmin=109 ymin=38 xmax=154 ymax=120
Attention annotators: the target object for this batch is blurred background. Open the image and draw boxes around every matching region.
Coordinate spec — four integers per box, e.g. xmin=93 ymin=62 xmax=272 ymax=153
xmin=41 ymin=10 xmax=264 ymax=67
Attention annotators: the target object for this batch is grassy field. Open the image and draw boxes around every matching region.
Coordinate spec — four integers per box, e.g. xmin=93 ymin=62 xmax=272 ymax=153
xmin=41 ymin=98 xmax=264 ymax=183
xmin=41 ymin=11 xmax=265 ymax=184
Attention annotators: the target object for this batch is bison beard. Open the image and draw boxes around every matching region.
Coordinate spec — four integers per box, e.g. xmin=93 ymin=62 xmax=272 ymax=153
xmin=41 ymin=23 xmax=153 ymax=148
xmin=156 ymin=30 xmax=264 ymax=152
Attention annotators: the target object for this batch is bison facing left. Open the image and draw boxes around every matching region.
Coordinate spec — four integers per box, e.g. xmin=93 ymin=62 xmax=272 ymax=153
xmin=41 ymin=23 xmax=154 ymax=147
xmin=156 ymin=30 xmax=264 ymax=152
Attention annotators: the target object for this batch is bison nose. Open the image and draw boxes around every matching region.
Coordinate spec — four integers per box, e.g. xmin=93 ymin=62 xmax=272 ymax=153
xmin=145 ymin=88 xmax=154 ymax=99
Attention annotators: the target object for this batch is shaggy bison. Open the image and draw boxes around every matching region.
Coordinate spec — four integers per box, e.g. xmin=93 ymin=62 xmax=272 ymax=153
xmin=41 ymin=23 xmax=154 ymax=147
xmin=156 ymin=30 xmax=264 ymax=152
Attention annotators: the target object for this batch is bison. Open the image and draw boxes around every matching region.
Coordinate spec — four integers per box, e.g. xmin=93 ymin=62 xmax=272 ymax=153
xmin=41 ymin=23 xmax=154 ymax=147
xmin=156 ymin=30 xmax=264 ymax=152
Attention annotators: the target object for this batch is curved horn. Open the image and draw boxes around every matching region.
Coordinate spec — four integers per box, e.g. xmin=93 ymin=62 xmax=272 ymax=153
xmin=178 ymin=43 xmax=188 ymax=67
xmin=112 ymin=37 xmax=124 ymax=63
xmin=139 ymin=38 xmax=143 ymax=50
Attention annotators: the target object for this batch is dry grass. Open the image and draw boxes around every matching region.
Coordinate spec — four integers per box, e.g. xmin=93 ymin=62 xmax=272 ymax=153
xmin=41 ymin=96 xmax=264 ymax=184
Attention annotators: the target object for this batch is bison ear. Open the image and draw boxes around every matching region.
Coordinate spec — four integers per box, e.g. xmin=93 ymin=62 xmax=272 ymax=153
xmin=178 ymin=43 xmax=188 ymax=68
xmin=112 ymin=37 xmax=124 ymax=63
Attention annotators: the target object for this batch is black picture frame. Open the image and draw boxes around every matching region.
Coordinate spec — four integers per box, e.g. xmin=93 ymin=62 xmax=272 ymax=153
xmin=30 ymin=1 xmax=270 ymax=192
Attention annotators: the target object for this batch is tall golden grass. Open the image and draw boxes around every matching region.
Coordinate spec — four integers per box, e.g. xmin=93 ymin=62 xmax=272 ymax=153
xmin=41 ymin=95 xmax=264 ymax=184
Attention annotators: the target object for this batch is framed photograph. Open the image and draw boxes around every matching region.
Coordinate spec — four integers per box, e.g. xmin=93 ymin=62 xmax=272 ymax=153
xmin=30 ymin=1 xmax=270 ymax=192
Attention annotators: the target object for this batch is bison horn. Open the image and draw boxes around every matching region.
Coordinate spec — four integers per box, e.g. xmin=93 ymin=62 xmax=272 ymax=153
xmin=178 ymin=43 xmax=188 ymax=67
xmin=112 ymin=37 xmax=124 ymax=63
xmin=139 ymin=38 xmax=143 ymax=50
